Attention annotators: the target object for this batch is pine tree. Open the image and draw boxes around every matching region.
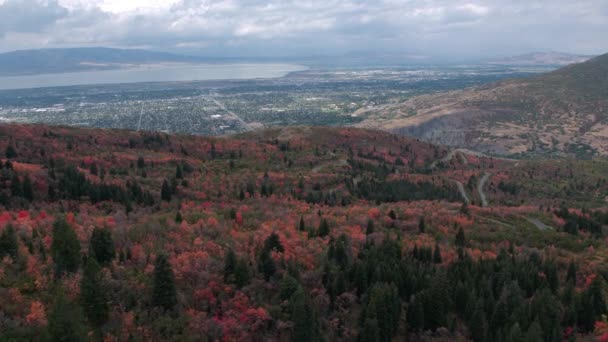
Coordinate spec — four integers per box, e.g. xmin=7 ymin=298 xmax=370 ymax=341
xmin=175 ymin=211 xmax=183 ymax=223
xmin=161 ymin=179 xmax=172 ymax=202
xmin=5 ymin=144 xmax=17 ymax=159
xmin=407 ymin=295 xmax=424 ymax=332
xmin=290 ymin=287 xmax=319 ymax=342
xmin=524 ymin=318 xmax=543 ymax=342
xmin=299 ymin=216 xmax=306 ymax=231
xmin=470 ymin=299 xmax=487 ymax=342
xmin=234 ymin=259 xmax=250 ymax=288
xmin=566 ymin=261 xmax=576 ymax=284
xmin=89 ymin=227 xmax=115 ymax=266
xmin=48 ymin=290 xmax=86 ymax=341
xmin=10 ymin=173 xmax=22 ymax=197
xmin=80 ymin=258 xmax=109 ymax=328
xmin=318 ymin=218 xmax=330 ymax=237
xmin=455 ymin=226 xmax=466 ymax=247
xmin=152 ymin=254 xmax=177 ymax=311
xmin=418 ymin=217 xmax=426 ymax=233
xmin=259 ymin=249 xmax=276 ymax=281
xmin=223 ymin=249 xmax=237 ymax=282
xmin=366 ymin=219 xmax=375 ymax=235
xmin=175 ymin=165 xmax=183 ymax=179
xmin=0 ymin=224 xmax=18 ymax=260
xmin=22 ymin=174 xmax=34 ymax=201
xmin=388 ymin=209 xmax=397 ymax=220
xmin=433 ymin=243 xmax=442 ymax=264
xmin=51 ymin=216 xmax=81 ymax=276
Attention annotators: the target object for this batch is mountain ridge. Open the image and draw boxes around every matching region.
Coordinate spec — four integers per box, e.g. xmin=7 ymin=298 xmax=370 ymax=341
xmin=356 ymin=52 xmax=608 ymax=157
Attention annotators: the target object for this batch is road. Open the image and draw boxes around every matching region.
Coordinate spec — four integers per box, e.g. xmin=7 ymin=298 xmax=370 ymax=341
xmin=478 ymin=172 xmax=491 ymax=207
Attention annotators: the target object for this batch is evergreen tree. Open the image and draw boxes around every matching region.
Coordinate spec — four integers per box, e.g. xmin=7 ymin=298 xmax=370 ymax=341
xmin=0 ymin=224 xmax=18 ymax=260
xmin=48 ymin=290 xmax=86 ymax=342
xmin=299 ymin=216 xmax=306 ymax=232
xmin=80 ymin=258 xmax=109 ymax=328
xmin=433 ymin=243 xmax=443 ymax=264
xmin=566 ymin=261 xmax=577 ymax=284
xmin=234 ymin=259 xmax=250 ymax=288
xmin=223 ymin=249 xmax=237 ymax=282
xmin=470 ymin=299 xmax=487 ymax=342
xmin=22 ymin=174 xmax=34 ymax=201
xmin=89 ymin=227 xmax=115 ymax=266
xmin=175 ymin=211 xmax=183 ymax=223
xmin=161 ymin=179 xmax=172 ymax=202
xmin=259 ymin=249 xmax=276 ymax=281
xmin=175 ymin=165 xmax=183 ymax=179
xmin=51 ymin=216 xmax=81 ymax=276
xmin=418 ymin=217 xmax=426 ymax=233
xmin=407 ymin=295 xmax=424 ymax=332
xmin=366 ymin=219 xmax=375 ymax=235
xmin=362 ymin=283 xmax=401 ymax=342
xmin=152 ymin=254 xmax=177 ymax=311
xmin=5 ymin=144 xmax=17 ymax=159
xmin=524 ymin=318 xmax=543 ymax=342
xmin=455 ymin=226 xmax=466 ymax=247
xmin=318 ymin=218 xmax=330 ymax=237
xmin=290 ymin=287 xmax=319 ymax=342
xmin=10 ymin=173 xmax=22 ymax=197
xmin=388 ymin=209 xmax=397 ymax=220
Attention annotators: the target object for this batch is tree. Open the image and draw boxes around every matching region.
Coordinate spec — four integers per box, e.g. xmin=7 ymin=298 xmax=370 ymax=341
xmin=234 ymin=259 xmax=250 ymax=288
xmin=290 ymin=287 xmax=319 ymax=342
xmin=48 ymin=290 xmax=86 ymax=341
xmin=10 ymin=173 xmax=22 ymax=197
xmin=366 ymin=219 xmax=375 ymax=235
xmin=418 ymin=217 xmax=426 ymax=233
xmin=22 ymin=174 xmax=34 ymax=201
xmin=524 ymin=318 xmax=543 ymax=342
xmin=0 ymin=224 xmax=18 ymax=260
xmin=80 ymin=258 xmax=109 ymax=328
xmin=175 ymin=211 xmax=183 ymax=223
xmin=566 ymin=261 xmax=576 ymax=284
xmin=137 ymin=156 xmax=145 ymax=168
xmin=161 ymin=179 xmax=172 ymax=202
xmin=362 ymin=283 xmax=401 ymax=342
xmin=89 ymin=227 xmax=115 ymax=266
xmin=175 ymin=165 xmax=183 ymax=179
xmin=470 ymin=299 xmax=487 ymax=342
xmin=433 ymin=243 xmax=442 ymax=264
xmin=407 ymin=295 xmax=424 ymax=332
xmin=152 ymin=254 xmax=177 ymax=311
xmin=455 ymin=226 xmax=466 ymax=247
xmin=51 ymin=216 xmax=81 ymax=276
xmin=318 ymin=218 xmax=330 ymax=237
xmin=224 ymin=249 xmax=237 ymax=282
xmin=299 ymin=216 xmax=306 ymax=231
xmin=5 ymin=144 xmax=17 ymax=159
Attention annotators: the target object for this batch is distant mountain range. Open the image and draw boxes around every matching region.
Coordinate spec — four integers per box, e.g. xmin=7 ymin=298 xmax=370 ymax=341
xmin=485 ymin=52 xmax=594 ymax=66
xmin=0 ymin=47 xmax=214 ymax=76
xmin=357 ymin=53 xmax=608 ymax=157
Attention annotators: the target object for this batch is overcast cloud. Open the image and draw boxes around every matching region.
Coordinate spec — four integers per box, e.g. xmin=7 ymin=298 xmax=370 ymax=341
xmin=0 ymin=0 xmax=606 ymax=60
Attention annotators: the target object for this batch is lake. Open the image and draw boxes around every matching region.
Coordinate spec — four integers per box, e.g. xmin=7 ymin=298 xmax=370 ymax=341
xmin=0 ymin=63 xmax=307 ymax=90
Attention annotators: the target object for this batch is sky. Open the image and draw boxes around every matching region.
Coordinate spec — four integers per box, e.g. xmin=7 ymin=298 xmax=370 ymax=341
xmin=0 ymin=0 xmax=607 ymax=60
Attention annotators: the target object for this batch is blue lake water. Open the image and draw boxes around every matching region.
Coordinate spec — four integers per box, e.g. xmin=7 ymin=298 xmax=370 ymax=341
xmin=0 ymin=63 xmax=307 ymax=90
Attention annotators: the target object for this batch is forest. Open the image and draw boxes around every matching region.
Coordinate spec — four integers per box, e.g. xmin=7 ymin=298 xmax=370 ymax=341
xmin=1 ymin=124 xmax=608 ymax=341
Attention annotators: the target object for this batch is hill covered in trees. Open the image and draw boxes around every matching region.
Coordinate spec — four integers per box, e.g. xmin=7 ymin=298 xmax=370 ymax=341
xmin=1 ymin=124 xmax=608 ymax=340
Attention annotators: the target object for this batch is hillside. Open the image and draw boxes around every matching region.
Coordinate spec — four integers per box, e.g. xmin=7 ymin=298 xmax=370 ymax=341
xmin=485 ymin=52 xmax=593 ymax=66
xmin=357 ymin=53 xmax=608 ymax=157
xmin=0 ymin=47 xmax=206 ymax=76
xmin=1 ymin=124 xmax=608 ymax=340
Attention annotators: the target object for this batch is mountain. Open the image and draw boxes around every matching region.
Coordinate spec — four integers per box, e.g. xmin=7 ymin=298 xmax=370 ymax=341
xmin=0 ymin=47 xmax=208 ymax=76
xmin=356 ymin=52 xmax=608 ymax=157
xmin=486 ymin=51 xmax=594 ymax=66
xmin=0 ymin=123 xmax=607 ymax=340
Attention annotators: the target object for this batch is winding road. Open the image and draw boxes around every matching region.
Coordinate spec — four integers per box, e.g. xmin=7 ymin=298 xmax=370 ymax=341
xmin=478 ymin=172 xmax=491 ymax=207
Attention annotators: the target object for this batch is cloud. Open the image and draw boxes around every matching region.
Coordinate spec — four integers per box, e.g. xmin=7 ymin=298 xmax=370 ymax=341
xmin=0 ymin=0 xmax=69 ymax=36
xmin=0 ymin=0 xmax=606 ymax=59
